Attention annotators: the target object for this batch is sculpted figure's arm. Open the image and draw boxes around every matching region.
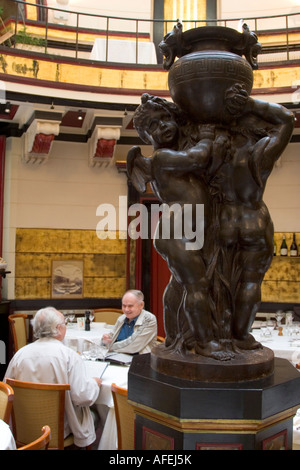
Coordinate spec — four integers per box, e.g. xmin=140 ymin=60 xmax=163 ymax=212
xmin=246 ymin=98 xmax=294 ymax=185
xmin=152 ymin=137 xmax=213 ymax=172
xmin=226 ymin=84 xmax=294 ymax=185
xmin=226 ymin=83 xmax=294 ymax=155
xmin=246 ymin=97 xmax=294 ymax=156
xmin=127 ymin=130 xmax=214 ymax=193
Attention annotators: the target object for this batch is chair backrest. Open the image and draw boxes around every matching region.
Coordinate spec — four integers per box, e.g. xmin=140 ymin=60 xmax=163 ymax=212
xmin=6 ymin=379 xmax=70 ymax=450
xmin=17 ymin=425 xmax=51 ymax=450
xmin=93 ymin=308 xmax=123 ymax=324
xmin=0 ymin=381 xmax=14 ymax=424
xmin=8 ymin=314 xmax=28 ymax=352
xmin=156 ymin=336 xmax=165 ymax=343
xmin=111 ymin=383 xmax=135 ymax=450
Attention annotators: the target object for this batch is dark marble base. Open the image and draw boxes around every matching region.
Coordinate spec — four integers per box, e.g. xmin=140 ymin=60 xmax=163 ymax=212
xmin=128 ymin=354 xmax=300 ymax=450
xmin=151 ymin=343 xmax=274 ymax=382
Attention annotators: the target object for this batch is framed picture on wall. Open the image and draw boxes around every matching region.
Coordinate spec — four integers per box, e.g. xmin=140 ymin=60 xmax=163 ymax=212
xmin=51 ymin=260 xmax=84 ymax=299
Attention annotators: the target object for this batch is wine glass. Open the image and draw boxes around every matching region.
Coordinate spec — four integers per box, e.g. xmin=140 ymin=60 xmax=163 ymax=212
xmin=266 ymin=319 xmax=275 ymax=337
xmin=275 ymin=310 xmax=284 ymax=328
xmin=88 ymin=345 xmax=98 ymax=361
xmin=89 ymin=310 xmax=94 ymax=323
xmin=260 ymin=322 xmax=268 ymax=338
xmin=286 ymin=311 xmax=294 ymax=327
xmin=68 ymin=311 xmax=75 ymax=325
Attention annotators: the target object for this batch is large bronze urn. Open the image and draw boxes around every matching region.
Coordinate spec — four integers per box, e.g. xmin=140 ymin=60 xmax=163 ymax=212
xmin=161 ymin=24 xmax=260 ymax=123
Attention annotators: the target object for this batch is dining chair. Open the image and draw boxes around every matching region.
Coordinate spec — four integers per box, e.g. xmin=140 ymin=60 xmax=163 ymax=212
xmin=111 ymin=383 xmax=135 ymax=450
xmin=6 ymin=379 xmax=74 ymax=450
xmin=93 ymin=308 xmax=123 ymax=324
xmin=0 ymin=381 xmax=14 ymax=424
xmin=156 ymin=335 xmax=165 ymax=343
xmin=8 ymin=314 xmax=28 ymax=353
xmin=17 ymin=425 xmax=51 ymax=450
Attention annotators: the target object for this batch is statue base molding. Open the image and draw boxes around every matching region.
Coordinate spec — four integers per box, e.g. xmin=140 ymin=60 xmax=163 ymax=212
xmin=128 ymin=354 xmax=300 ymax=450
xmin=150 ymin=343 xmax=274 ymax=382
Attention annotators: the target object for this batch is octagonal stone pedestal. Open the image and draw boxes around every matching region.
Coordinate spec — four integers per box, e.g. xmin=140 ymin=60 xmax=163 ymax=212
xmin=128 ymin=354 xmax=300 ymax=450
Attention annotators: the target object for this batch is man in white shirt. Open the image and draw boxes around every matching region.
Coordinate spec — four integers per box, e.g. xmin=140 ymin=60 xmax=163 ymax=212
xmin=102 ymin=290 xmax=157 ymax=354
xmin=5 ymin=306 xmax=101 ymax=448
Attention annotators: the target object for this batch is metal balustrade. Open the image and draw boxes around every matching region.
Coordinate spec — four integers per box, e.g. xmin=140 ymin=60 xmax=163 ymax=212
xmin=0 ymin=0 xmax=298 ymax=65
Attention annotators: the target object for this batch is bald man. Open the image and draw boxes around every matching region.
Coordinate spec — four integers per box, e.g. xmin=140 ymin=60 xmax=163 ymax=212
xmin=102 ymin=290 xmax=157 ymax=354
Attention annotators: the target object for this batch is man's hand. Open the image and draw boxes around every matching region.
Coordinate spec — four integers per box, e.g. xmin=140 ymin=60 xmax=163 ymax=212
xmin=102 ymin=333 xmax=113 ymax=345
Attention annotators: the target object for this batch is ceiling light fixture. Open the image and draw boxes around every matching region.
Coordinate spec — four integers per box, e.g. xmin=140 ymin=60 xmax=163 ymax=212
xmin=78 ymin=110 xmax=83 ymax=121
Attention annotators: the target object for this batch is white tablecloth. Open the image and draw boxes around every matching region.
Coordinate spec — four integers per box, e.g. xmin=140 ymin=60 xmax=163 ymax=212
xmin=84 ymin=360 xmax=129 ymax=450
xmin=90 ymin=38 xmax=157 ymax=64
xmin=64 ymin=322 xmax=129 ymax=450
xmin=252 ymin=327 xmax=300 ymax=365
xmin=252 ymin=326 xmax=300 ymax=449
xmin=0 ymin=419 xmax=16 ymax=450
xmin=64 ymin=322 xmax=112 ymax=353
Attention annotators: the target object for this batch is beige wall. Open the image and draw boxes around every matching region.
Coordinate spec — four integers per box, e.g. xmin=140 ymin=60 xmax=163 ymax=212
xmin=2 ymin=136 xmax=128 ymax=299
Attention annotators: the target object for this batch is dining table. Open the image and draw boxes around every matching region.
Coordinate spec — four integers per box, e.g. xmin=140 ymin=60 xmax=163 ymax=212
xmin=63 ymin=320 xmax=111 ymax=354
xmin=0 ymin=419 xmax=16 ymax=450
xmin=251 ymin=323 xmax=300 ymax=365
xmin=85 ymin=360 xmax=129 ymax=450
xmin=89 ymin=38 xmax=157 ymax=64
xmin=252 ymin=322 xmax=300 ymax=449
xmin=64 ymin=321 xmax=129 ymax=450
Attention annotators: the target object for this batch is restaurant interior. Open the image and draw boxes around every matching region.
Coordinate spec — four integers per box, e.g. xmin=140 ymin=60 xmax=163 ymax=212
xmin=0 ymin=0 xmax=300 ymax=451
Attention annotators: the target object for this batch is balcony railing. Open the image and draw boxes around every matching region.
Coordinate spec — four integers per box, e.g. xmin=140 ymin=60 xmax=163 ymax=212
xmin=0 ymin=0 xmax=299 ymax=66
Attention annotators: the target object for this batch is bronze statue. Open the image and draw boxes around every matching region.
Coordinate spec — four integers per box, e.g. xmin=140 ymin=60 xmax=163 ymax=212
xmin=127 ymin=24 xmax=294 ymax=377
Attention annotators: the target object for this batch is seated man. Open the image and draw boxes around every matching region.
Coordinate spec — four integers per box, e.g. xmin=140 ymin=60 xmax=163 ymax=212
xmin=102 ymin=290 xmax=157 ymax=354
xmin=5 ymin=306 xmax=101 ymax=448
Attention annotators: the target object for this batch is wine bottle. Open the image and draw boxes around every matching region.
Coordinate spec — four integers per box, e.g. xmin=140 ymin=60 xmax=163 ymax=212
xmin=290 ymin=233 xmax=298 ymax=257
xmin=280 ymin=234 xmax=288 ymax=256
xmin=85 ymin=311 xmax=90 ymax=331
xmin=273 ymin=240 xmax=276 ymax=256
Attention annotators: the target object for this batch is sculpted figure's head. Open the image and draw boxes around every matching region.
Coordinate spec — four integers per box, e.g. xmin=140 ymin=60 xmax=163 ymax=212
xmin=133 ymin=93 xmax=185 ymax=149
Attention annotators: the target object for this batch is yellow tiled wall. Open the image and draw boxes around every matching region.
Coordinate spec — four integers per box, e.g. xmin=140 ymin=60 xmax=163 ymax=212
xmin=15 ymin=228 xmax=126 ymax=299
xmin=14 ymin=229 xmax=300 ymax=303
xmin=262 ymin=232 xmax=300 ymax=303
